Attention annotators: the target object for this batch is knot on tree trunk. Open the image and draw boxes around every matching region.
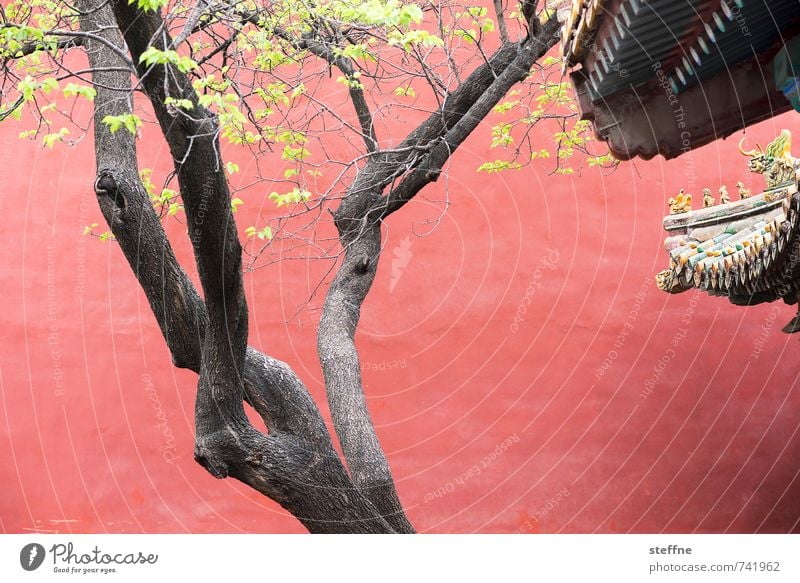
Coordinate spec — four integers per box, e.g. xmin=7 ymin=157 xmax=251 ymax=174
xmin=355 ymin=253 xmax=371 ymax=273
xmin=333 ymin=188 xmax=383 ymax=238
xmin=194 ymin=443 xmax=231 ymax=479
xmin=332 ymin=213 xmax=362 ymax=242
xmin=94 ymin=171 xmax=127 ymax=216
xmin=193 ymin=431 xmax=242 ymax=479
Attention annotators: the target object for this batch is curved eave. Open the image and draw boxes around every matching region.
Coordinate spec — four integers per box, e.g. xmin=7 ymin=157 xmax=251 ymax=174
xmin=659 ymin=181 xmax=800 ymax=304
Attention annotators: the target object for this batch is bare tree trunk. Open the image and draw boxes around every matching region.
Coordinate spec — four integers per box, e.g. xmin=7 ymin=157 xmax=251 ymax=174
xmin=318 ymin=217 xmax=413 ymax=532
xmin=72 ymin=0 xmax=560 ymax=532
xmin=315 ymin=15 xmax=561 ymax=534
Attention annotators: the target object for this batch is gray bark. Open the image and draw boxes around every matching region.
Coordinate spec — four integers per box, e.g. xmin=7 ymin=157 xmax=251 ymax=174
xmin=78 ymin=0 xmax=393 ymax=533
xmin=72 ymin=0 xmax=560 ymax=533
xmin=315 ymin=16 xmax=561 ymax=534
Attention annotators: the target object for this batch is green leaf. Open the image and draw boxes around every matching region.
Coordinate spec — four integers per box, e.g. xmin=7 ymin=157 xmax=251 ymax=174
xmin=336 ymin=72 xmax=364 ymax=90
xmin=130 ymin=0 xmax=169 ymax=13
xmin=101 ymin=113 xmax=142 ymax=135
xmin=387 ymin=29 xmax=443 ymax=51
xmin=17 ymin=77 xmax=37 ymax=102
xmin=17 ymin=75 xmax=58 ymax=101
xmin=476 ymin=160 xmax=522 ymax=174
xmin=42 ymin=127 xmax=69 ymax=148
xmin=494 ymin=99 xmax=519 ymax=114
xmin=40 ymin=77 xmax=58 ymax=94
xmin=139 ymin=46 xmax=197 ymax=73
xmin=63 ymin=83 xmax=96 ymax=101
xmin=269 ymin=187 xmax=311 ymax=207
xmin=531 ymin=149 xmax=551 ymax=160
xmin=164 ymin=96 xmax=194 ymax=110
xmin=244 ymin=225 xmax=273 ymax=240
xmin=394 ymin=85 xmax=416 ymax=98
xmin=281 ymin=145 xmax=310 ymax=162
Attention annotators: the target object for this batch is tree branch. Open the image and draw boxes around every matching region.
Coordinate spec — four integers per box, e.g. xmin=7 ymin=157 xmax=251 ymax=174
xmin=313 ymin=16 xmax=560 ymax=534
xmin=266 ymin=18 xmax=379 ymax=153
xmin=340 ymin=41 xmax=523 ymax=213
xmin=317 ymin=218 xmax=414 ymax=532
xmin=3 ymin=36 xmax=81 ymax=60
xmin=77 ymin=3 xmax=205 ymax=372
xmin=493 ymin=0 xmax=510 ymax=43
xmin=170 ymin=0 xmax=211 ymax=49
xmin=46 ymin=29 xmax=135 ymax=68
xmin=215 ymin=6 xmax=379 ymax=153
xmin=298 ymin=33 xmax=379 ymax=153
xmin=376 ymin=17 xmax=561 ymax=217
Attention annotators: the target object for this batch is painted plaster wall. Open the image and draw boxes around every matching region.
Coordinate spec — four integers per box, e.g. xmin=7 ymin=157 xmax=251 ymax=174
xmin=0 ymin=103 xmax=798 ymax=533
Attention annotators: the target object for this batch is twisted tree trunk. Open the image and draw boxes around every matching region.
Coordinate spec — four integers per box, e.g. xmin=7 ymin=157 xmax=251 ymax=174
xmin=75 ymin=0 xmax=560 ymax=532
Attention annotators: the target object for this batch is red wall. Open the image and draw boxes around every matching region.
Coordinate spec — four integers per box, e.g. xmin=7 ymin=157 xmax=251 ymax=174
xmin=1 ymin=95 xmax=799 ymax=533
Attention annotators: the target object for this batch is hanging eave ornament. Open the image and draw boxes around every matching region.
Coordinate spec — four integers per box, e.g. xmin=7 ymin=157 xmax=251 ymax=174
xmin=655 ymin=130 xmax=800 ymax=333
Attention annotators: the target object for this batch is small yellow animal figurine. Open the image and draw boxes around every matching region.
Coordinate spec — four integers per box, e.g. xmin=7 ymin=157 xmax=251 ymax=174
xmin=719 ymin=185 xmax=730 ymax=204
xmin=736 ymin=180 xmax=751 ymax=199
xmin=702 ymin=188 xmax=715 ymax=208
xmin=668 ymin=189 xmax=692 ymax=214
xmin=740 ymin=129 xmax=797 ymax=188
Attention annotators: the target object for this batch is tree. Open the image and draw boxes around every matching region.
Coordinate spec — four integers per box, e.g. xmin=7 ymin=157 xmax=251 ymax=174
xmin=0 ymin=0 xmax=611 ymax=533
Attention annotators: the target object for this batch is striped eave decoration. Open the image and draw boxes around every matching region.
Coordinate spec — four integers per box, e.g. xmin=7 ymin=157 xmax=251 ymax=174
xmin=662 ymin=185 xmax=799 ymax=297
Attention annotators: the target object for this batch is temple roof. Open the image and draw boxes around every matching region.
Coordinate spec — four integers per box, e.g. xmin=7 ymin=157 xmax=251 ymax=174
xmin=560 ymin=0 xmax=800 ymax=160
xmin=655 ymin=130 xmax=800 ymax=331
xmin=658 ymin=185 xmax=799 ymax=301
